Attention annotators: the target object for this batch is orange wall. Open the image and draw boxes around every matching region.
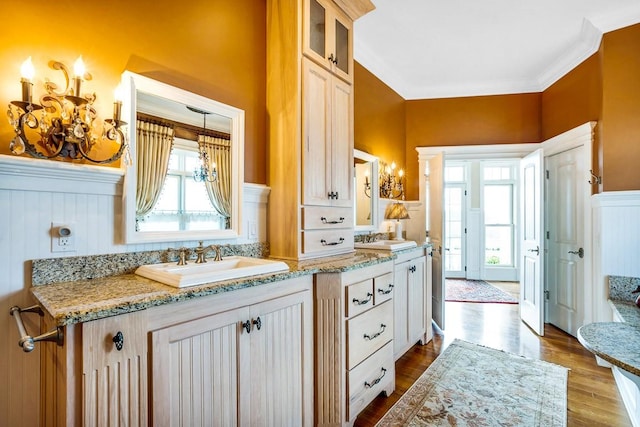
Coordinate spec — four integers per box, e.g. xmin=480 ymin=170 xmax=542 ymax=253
xmin=354 ymin=62 xmax=406 ymax=174
xmin=601 ymin=24 xmax=640 ymax=191
xmin=404 ymin=93 xmax=541 ymax=198
xmin=541 ymin=54 xmax=602 ymax=141
xmin=0 ymin=0 xmax=267 ymax=183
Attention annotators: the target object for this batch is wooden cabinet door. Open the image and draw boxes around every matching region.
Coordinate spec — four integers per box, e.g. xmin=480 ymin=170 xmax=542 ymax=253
xmin=249 ymin=290 xmax=313 ymax=427
xmin=303 ymin=58 xmax=332 ymax=207
xmin=82 ymin=311 xmax=148 ymax=427
xmin=408 ymin=256 xmax=427 ymax=344
xmin=151 ymin=307 xmax=249 ymax=427
xmin=330 ymin=76 xmax=353 ymax=207
xmin=393 ymin=260 xmax=409 ymax=359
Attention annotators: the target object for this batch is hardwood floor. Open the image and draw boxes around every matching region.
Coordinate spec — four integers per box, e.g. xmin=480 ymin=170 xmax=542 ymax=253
xmin=354 ymin=301 xmax=632 ymax=426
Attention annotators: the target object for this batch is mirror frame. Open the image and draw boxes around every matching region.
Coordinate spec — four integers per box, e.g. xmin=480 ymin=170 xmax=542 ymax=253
xmin=121 ymin=71 xmax=244 ymax=244
xmin=354 ymin=149 xmax=379 ymax=232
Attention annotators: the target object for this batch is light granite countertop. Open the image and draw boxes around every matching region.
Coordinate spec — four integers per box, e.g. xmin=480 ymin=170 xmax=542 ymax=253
xmin=577 ymin=321 xmax=640 ymax=376
xmin=31 ymin=250 xmax=395 ymax=326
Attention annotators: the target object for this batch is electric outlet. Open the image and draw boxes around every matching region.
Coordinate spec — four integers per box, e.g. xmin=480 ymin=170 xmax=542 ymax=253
xmin=51 ymin=222 xmax=76 ymax=252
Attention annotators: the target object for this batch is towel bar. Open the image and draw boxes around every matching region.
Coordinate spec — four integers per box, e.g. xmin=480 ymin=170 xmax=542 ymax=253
xmin=9 ymin=305 xmax=63 ymax=352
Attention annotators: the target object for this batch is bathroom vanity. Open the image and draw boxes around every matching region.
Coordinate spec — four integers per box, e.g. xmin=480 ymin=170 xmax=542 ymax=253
xmin=27 ymin=249 xmax=395 ymax=427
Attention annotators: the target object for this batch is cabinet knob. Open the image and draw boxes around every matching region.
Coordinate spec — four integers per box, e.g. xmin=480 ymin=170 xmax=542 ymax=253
xmin=241 ymin=320 xmax=251 ymax=334
xmin=252 ymin=317 xmax=262 ymax=331
xmin=112 ymin=331 xmax=124 ymax=351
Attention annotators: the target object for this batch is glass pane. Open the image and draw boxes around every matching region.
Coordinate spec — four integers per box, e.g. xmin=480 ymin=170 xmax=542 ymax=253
xmin=483 ymin=166 xmax=511 ymax=181
xmin=335 ymin=19 xmax=349 ymax=74
xmin=310 ymin=0 xmax=326 ymax=57
xmin=445 ymin=186 xmax=463 ymax=272
xmin=445 ymin=166 xmax=464 ymax=182
xmin=485 ymin=225 xmax=513 ymax=266
xmin=184 ymin=180 xmax=213 ymax=212
xmin=484 ymin=185 xmax=511 ymax=224
xmin=153 ymin=175 xmax=179 ymax=212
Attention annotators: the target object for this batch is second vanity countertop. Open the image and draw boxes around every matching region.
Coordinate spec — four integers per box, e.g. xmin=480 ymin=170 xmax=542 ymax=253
xmin=577 ymin=300 xmax=640 ymax=377
xmin=31 ymin=249 xmax=404 ymax=327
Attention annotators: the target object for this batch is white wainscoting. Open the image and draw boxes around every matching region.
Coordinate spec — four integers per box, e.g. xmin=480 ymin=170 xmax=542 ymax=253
xmin=0 ymin=155 xmax=270 ymax=427
xmin=592 ymin=191 xmax=640 ymax=324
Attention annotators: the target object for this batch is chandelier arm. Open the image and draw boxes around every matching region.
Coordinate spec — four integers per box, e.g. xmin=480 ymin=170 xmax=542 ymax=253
xmin=77 ymin=127 xmax=128 ymax=164
xmin=17 ymin=113 xmax=60 ymax=159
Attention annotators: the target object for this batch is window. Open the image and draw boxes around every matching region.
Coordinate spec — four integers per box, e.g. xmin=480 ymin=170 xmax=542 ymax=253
xmin=138 ymin=141 xmax=225 ymax=231
xmin=482 ymin=163 xmax=516 ymax=267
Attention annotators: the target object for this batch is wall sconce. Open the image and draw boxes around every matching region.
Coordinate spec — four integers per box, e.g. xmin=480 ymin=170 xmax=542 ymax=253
xmin=7 ymin=57 xmax=128 ymax=164
xmin=363 ymin=169 xmax=371 ymax=198
xmin=384 ymin=202 xmax=410 ymax=240
xmin=189 ymin=106 xmax=218 ymax=183
xmin=379 ymin=161 xmax=405 ymax=199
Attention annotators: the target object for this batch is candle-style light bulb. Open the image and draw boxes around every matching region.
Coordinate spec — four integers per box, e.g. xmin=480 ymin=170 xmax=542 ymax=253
xmin=113 ymin=84 xmax=123 ymax=123
xmin=20 ymin=57 xmax=35 ymax=103
xmin=391 ymin=161 xmax=396 ymax=171
xmin=73 ymin=56 xmax=85 ymax=96
xmin=73 ymin=56 xmax=86 ymax=77
xmin=21 ymin=57 xmax=35 ymax=81
xmin=398 ymin=169 xmax=404 ymax=178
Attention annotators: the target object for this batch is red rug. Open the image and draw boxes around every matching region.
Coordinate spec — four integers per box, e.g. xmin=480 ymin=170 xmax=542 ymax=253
xmin=445 ymin=279 xmax=518 ymax=304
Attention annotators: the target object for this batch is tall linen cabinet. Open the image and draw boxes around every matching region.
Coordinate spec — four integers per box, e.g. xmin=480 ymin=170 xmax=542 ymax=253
xmin=267 ymin=0 xmax=374 ymax=260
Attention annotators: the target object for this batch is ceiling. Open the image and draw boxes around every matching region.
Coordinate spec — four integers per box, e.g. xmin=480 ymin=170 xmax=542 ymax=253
xmin=354 ymin=0 xmax=640 ymax=100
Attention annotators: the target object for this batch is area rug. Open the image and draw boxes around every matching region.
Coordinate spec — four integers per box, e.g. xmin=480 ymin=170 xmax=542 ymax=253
xmin=445 ymin=279 xmax=518 ymax=304
xmin=376 ymin=339 xmax=568 ymax=427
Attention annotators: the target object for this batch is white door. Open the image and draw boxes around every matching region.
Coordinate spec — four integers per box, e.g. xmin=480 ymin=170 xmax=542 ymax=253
xmin=429 ymin=153 xmax=445 ymax=330
xmin=546 ymin=146 xmax=584 ymax=336
xmin=519 ymin=149 xmax=544 ymax=336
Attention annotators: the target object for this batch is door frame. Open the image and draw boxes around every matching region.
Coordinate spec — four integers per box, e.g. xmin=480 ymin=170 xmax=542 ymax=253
xmin=417 ymin=121 xmax=596 ymax=330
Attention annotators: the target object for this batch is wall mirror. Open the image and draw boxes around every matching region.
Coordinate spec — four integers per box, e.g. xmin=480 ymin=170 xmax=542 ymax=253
xmin=354 ymin=149 xmax=379 ymax=232
xmin=121 ymin=71 xmax=244 ymax=243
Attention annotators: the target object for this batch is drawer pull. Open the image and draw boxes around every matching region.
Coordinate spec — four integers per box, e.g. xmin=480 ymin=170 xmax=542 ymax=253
xmin=363 ymin=324 xmax=386 ymax=341
xmin=352 ymin=292 xmax=373 ymax=306
xmin=320 ymin=216 xmax=345 ymax=225
xmin=377 ymin=284 xmax=394 ymax=295
xmin=364 ymin=367 xmax=387 ymax=388
xmin=321 ymin=237 xmax=345 ymax=246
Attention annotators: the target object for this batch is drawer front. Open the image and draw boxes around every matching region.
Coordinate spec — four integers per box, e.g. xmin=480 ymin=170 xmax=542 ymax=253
xmin=302 ymin=206 xmax=353 ymax=230
xmin=302 ymin=229 xmax=355 ymax=255
xmin=346 ymin=279 xmax=374 ymax=318
xmin=374 ymin=272 xmax=394 ymax=305
xmin=347 ymin=300 xmax=393 ymax=369
xmin=347 ymin=341 xmax=394 ymax=421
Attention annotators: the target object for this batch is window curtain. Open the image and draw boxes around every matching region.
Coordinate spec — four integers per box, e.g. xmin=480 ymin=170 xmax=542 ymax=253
xmin=136 ymin=120 xmax=175 ymax=228
xmin=198 ymin=135 xmax=232 ymax=228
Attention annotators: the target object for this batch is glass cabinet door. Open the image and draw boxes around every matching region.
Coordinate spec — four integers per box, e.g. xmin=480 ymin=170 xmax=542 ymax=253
xmin=334 ymin=16 xmax=349 ymax=76
xmin=309 ymin=0 xmax=326 ymax=58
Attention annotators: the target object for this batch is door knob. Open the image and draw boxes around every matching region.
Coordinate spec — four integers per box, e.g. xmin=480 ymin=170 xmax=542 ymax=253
xmin=568 ymin=248 xmax=584 ymax=258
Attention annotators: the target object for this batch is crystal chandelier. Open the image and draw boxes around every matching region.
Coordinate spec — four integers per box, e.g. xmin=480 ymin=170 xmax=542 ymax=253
xmin=379 ymin=161 xmax=405 ymax=199
xmin=7 ymin=57 xmax=128 ymax=164
xmin=188 ymin=106 xmax=218 ymax=183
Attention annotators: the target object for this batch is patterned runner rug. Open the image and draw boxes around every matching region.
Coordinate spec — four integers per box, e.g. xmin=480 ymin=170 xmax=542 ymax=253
xmin=446 ymin=279 xmax=518 ymax=304
xmin=376 ymin=339 xmax=568 ymax=426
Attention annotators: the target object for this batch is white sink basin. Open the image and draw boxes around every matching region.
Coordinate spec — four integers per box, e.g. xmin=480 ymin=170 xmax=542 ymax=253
xmin=354 ymin=240 xmax=418 ymax=252
xmin=135 ymin=256 xmax=290 ymax=288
